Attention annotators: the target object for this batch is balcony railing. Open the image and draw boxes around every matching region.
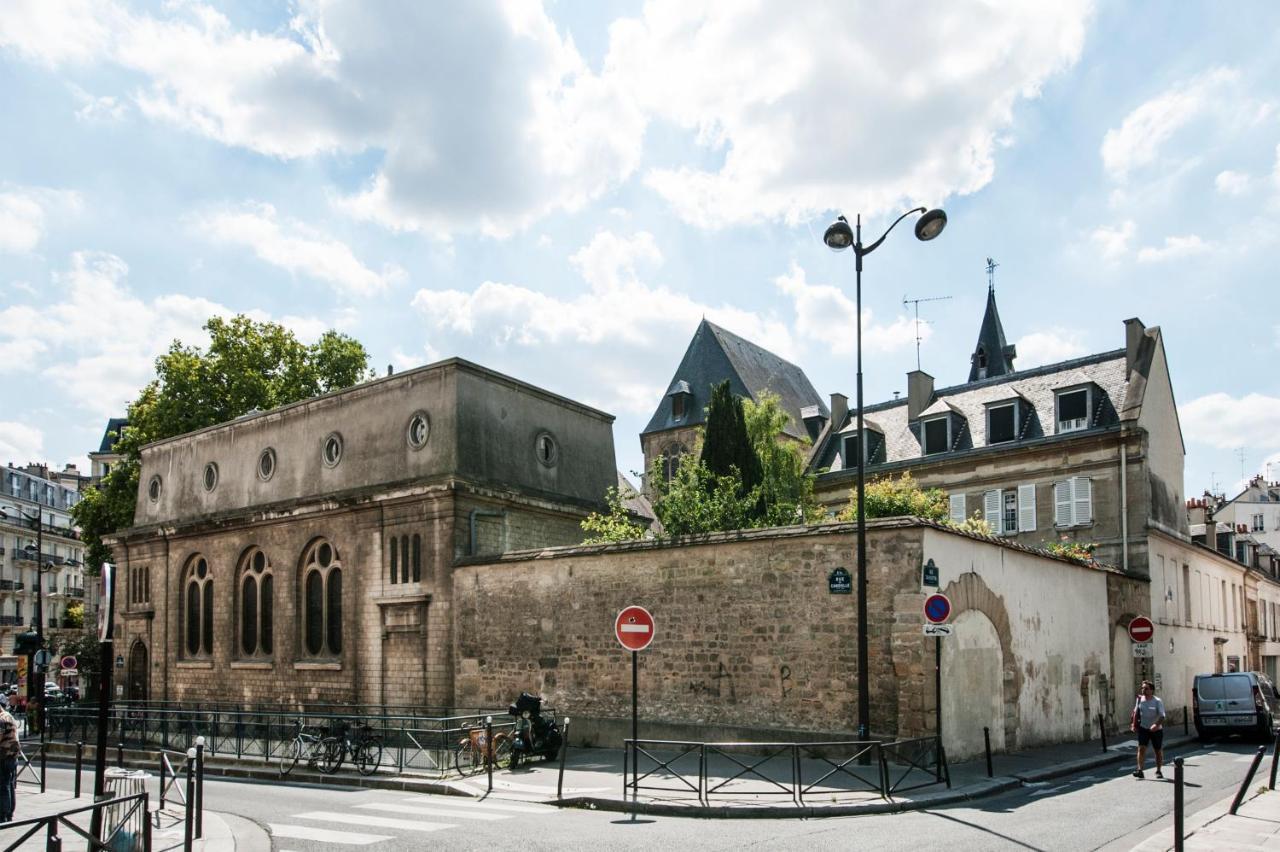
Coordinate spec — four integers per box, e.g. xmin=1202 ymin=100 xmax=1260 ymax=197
xmin=0 ymin=580 xmax=12 ymax=591
xmin=0 ymin=615 xmax=17 ymax=626
xmin=68 ymin=588 xmax=85 ymax=598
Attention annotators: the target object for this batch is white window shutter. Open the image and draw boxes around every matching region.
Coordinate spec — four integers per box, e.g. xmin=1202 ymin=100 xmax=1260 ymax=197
xmin=949 ymin=493 xmax=966 ymax=524
xmin=1018 ymin=484 xmax=1037 ymax=532
xmin=983 ymin=490 xmax=1002 ymax=533
xmin=1054 ymin=481 xmax=1073 ymax=527
xmin=1073 ymin=477 xmax=1092 ymax=526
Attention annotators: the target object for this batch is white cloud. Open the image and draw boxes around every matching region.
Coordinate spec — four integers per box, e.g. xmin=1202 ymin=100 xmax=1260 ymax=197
xmin=191 ymin=203 xmax=401 ymax=297
xmin=1015 ymin=329 xmax=1089 ymax=369
xmin=0 ymin=422 xmax=44 ymax=462
xmin=568 ymin=231 xmax=662 ymax=292
xmin=1101 ymin=68 xmax=1239 ymax=181
xmin=1090 ymin=220 xmax=1135 ymax=261
xmin=1181 ymin=392 xmax=1280 ymax=450
xmin=772 ymin=263 xmax=918 ymax=356
xmin=1136 ymin=234 xmax=1210 ymax=263
xmin=611 ymin=1 xmax=1092 ymax=227
xmin=70 ymin=85 xmax=127 ymax=122
xmin=1215 ymin=169 xmax=1251 ymax=196
xmin=0 ymin=187 xmax=81 ymax=254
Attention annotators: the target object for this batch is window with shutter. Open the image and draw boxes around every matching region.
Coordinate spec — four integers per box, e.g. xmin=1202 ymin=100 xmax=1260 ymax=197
xmin=949 ymin=493 xmax=966 ymax=524
xmin=1018 ymin=484 xmax=1036 ymax=532
xmin=983 ymin=490 xmax=1002 ymax=533
xmin=1054 ymin=481 xmax=1073 ymax=527
xmin=1073 ymin=477 xmax=1092 ymax=525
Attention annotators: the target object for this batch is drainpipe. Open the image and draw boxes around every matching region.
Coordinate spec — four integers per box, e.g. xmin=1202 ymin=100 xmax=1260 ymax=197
xmin=469 ymin=509 xmax=506 ymax=556
xmin=1119 ymin=427 xmax=1129 ymax=574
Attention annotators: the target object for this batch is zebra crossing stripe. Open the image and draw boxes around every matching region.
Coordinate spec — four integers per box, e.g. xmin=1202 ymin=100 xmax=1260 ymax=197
xmin=358 ymin=802 xmax=507 ymax=822
xmin=399 ymin=796 xmax=553 ymax=814
xmin=269 ymin=824 xmax=392 ymax=845
xmin=294 ymin=811 xmax=456 ymax=832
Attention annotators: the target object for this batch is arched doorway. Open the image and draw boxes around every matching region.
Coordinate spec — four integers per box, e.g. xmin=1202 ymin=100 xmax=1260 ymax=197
xmin=941 ymin=610 xmax=1005 ymax=760
xmin=127 ymin=641 xmax=148 ymax=701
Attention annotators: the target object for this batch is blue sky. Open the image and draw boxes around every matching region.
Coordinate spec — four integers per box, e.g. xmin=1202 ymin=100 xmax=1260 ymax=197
xmin=1 ymin=1 xmax=1278 ymax=499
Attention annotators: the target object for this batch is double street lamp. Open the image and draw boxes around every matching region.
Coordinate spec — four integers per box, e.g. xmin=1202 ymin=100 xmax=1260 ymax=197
xmin=823 ymin=207 xmax=947 ymax=741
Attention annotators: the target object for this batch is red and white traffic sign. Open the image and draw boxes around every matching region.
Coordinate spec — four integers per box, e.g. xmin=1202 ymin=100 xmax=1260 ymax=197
xmin=1128 ymin=616 xmax=1154 ymax=643
xmin=923 ymin=593 xmax=952 ymax=625
xmin=615 ymin=605 xmax=655 ymax=652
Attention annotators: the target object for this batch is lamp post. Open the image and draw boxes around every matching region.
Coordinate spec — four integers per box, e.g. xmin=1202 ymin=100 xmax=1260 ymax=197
xmin=823 ymin=207 xmax=947 ymax=741
xmin=19 ymin=517 xmax=48 ymax=726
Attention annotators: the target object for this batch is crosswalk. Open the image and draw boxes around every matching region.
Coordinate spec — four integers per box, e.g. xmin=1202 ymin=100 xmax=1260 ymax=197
xmin=269 ymin=793 xmax=562 ymax=847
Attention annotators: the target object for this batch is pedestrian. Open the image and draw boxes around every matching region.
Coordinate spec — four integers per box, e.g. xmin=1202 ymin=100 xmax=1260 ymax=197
xmin=1131 ymin=679 xmax=1166 ymax=779
xmin=0 ymin=694 xmax=18 ymax=821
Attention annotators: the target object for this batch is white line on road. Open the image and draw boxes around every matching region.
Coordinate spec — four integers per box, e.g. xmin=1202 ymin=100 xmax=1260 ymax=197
xmin=294 ymin=811 xmax=457 ymax=832
xmin=269 ymin=824 xmax=392 ymax=845
xmin=359 ymin=803 xmax=508 ymax=821
xmin=400 ymin=796 xmax=554 ymax=814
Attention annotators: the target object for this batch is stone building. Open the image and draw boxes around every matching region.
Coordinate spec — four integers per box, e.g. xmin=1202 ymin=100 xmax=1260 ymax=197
xmin=108 ymin=358 xmax=616 ymax=706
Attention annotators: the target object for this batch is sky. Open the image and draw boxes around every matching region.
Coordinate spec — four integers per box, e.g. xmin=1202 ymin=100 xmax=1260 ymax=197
xmin=0 ymin=1 xmax=1278 ymax=500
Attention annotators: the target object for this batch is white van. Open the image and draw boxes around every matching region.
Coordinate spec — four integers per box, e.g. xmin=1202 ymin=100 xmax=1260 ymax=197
xmin=1192 ymin=672 xmax=1280 ymax=742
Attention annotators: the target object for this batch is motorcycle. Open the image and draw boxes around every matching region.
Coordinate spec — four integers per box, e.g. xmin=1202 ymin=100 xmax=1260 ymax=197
xmin=507 ymin=691 xmax=562 ymax=768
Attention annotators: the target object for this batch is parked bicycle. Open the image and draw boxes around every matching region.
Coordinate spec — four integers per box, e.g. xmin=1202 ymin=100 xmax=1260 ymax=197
xmin=278 ymin=719 xmax=330 ymax=777
xmin=319 ymin=721 xmax=383 ymax=776
xmin=454 ymin=723 xmax=513 ymax=775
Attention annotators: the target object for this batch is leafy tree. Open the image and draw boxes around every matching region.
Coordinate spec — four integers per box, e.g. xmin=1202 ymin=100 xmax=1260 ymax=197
xmin=838 ymin=472 xmax=948 ymax=522
xmin=581 ymin=487 xmax=649 ymax=544
xmin=699 ymin=381 xmax=762 ymax=498
xmin=743 ymin=392 xmax=823 ymax=526
xmin=651 ymin=453 xmax=760 ymax=536
xmin=63 ymin=602 xmax=85 ymax=629
xmin=73 ymin=316 xmax=372 ymax=568
xmin=950 ymin=512 xmax=995 ymax=536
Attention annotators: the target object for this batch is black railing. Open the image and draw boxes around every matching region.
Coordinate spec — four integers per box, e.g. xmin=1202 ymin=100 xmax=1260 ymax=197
xmin=622 ymin=736 xmax=947 ymax=806
xmin=0 ymin=792 xmax=149 ymax=852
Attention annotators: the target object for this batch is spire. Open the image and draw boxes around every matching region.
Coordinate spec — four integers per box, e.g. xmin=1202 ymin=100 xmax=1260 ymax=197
xmin=968 ymin=258 xmax=1017 ymax=382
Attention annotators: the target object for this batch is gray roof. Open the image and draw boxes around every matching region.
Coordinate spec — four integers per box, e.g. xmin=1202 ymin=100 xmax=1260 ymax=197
xmin=811 ymin=349 xmax=1130 ymax=470
xmin=96 ymin=418 xmax=128 ymax=454
xmin=968 ymin=286 xmax=1017 ymax=381
xmin=642 ymin=320 xmax=827 ymax=441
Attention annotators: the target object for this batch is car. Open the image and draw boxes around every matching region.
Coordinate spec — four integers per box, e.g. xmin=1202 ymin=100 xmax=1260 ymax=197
xmin=1192 ymin=671 xmax=1280 ymax=742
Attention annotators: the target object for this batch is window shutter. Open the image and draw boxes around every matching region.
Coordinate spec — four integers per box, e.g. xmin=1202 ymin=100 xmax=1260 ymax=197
xmin=1073 ymin=477 xmax=1092 ymax=526
xmin=1054 ymin=481 xmax=1073 ymax=527
xmin=983 ymin=490 xmax=1002 ymax=533
xmin=949 ymin=494 xmax=966 ymax=524
xmin=1018 ymin=484 xmax=1037 ymax=532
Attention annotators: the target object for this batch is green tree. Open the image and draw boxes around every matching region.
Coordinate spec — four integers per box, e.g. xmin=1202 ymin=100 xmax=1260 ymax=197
xmin=651 ymin=453 xmax=759 ymax=536
xmin=580 ymin=487 xmax=649 ymax=544
xmin=63 ymin=602 xmax=85 ymax=629
xmin=743 ymin=392 xmax=823 ymax=526
xmin=699 ymin=381 xmax=762 ymax=498
xmin=838 ymin=472 xmax=948 ymax=522
xmin=73 ymin=316 xmax=372 ymax=568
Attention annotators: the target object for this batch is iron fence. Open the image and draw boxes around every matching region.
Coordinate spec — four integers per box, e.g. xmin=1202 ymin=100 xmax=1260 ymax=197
xmin=0 ymin=792 xmax=149 ymax=852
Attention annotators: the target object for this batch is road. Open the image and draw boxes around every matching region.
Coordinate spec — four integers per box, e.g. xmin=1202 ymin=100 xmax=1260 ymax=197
xmin=33 ymin=740 xmax=1270 ymax=851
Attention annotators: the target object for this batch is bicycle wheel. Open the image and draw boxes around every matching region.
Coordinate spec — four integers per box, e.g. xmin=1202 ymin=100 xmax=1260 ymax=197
xmin=319 ymin=737 xmax=344 ymax=774
xmin=279 ymin=737 xmax=302 ymax=776
xmin=494 ymin=734 xmax=515 ymax=769
xmin=357 ymin=739 xmax=383 ymax=776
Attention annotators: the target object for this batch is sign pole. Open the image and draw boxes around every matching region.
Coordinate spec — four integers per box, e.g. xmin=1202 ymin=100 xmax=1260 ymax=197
xmin=631 ymin=650 xmax=638 ymax=800
xmin=935 ymin=635 xmax=942 ymax=781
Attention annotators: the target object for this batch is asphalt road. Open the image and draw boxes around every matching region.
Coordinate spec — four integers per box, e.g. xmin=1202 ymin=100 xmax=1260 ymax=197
xmin=34 ymin=740 xmax=1271 ymax=851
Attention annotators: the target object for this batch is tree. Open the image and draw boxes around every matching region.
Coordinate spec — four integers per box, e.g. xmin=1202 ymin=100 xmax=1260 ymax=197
xmin=580 ymin=487 xmax=649 ymax=544
xmin=73 ymin=316 xmax=372 ymax=568
xmin=699 ymin=381 xmax=762 ymax=497
xmin=743 ymin=392 xmax=823 ymax=526
xmin=63 ymin=602 xmax=85 ymax=629
xmin=651 ymin=453 xmax=760 ymax=536
xmin=838 ymin=472 xmax=948 ymax=522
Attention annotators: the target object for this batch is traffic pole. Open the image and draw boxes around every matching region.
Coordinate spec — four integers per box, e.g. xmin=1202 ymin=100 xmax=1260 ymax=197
xmin=631 ymin=650 xmax=638 ymax=800
xmin=934 ymin=635 xmax=942 ymax=781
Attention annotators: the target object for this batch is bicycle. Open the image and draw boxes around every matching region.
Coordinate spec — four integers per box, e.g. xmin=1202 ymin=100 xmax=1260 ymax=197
xmin=319 ymin=721 xmax=384 ymax=776
xmin=278 ymin=719 xmax=330 ymax=777
xmin=454 ymin=723 xmax=513 ymax=775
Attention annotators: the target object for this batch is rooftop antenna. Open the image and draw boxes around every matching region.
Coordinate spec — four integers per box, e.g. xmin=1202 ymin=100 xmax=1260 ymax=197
xmin=1237 ymin=448 xmax=1246 ymax=483
xmin=902 ymin=293 xmax=952 ymax=371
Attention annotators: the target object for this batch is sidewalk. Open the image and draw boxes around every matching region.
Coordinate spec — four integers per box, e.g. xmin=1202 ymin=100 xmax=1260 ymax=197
xmin=1131 ymin=786 xmax=1280 ymax=851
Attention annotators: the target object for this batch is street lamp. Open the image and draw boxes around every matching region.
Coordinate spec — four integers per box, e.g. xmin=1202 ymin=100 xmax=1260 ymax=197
xmin=822 ymin=207 xmax=947 ymax=742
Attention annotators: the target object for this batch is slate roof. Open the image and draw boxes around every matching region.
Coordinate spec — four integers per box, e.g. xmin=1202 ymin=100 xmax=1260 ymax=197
xmin=96 ymin=418 xmax=128 ymax=454
xmin=642 ymin=320 xmax=827 ymax=441
xmin=811 ymin=349 xmax=1130 ymax=471
xmin=968 ymin=286 xmax=1017 ymax=382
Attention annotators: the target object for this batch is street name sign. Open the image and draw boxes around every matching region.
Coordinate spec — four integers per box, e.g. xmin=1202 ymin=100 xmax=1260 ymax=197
xmin=828 ymin=567 xmax=852 ymax=595
xmin=615 ymin=605 xmax=655 ymax=652
xmin=921 ymin=559 xmax=939 ymax=587
xmin=1128 ymin=616 xmax=1154 ymax=643
xmin=923 ymin=593 xmax=952 ymax=625
xmin=923 ymin=624 xmax=954 ymax=637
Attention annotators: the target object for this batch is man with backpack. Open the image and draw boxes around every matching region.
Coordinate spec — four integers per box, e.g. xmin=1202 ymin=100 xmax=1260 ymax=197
xmin=0 ymin=694 xmax=19 ymax=821
xmin=1131 ymin=680 xmax=1166 ymax=779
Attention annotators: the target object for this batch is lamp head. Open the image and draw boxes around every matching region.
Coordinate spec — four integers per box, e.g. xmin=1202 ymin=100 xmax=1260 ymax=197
xmin=823 ymin=216 xmax=854 ymax=251
xmin=914 ymin=208 xmax=947 ymax=241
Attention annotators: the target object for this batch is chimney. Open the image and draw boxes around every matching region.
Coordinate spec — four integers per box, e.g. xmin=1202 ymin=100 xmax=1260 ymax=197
xmin=387 ymin=364 xmax=394 ymax=376
xmin=829 ymin=393 xmax=848 ymax=432
xmin=907 ymin=370 xmax=934 ymax=421
xmin=1124 ymin=317 xmax=1146 ymax=375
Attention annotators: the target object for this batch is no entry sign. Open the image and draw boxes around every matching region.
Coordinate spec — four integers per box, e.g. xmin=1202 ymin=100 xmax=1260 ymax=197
xmin=1128 ymin=616 xmax=1154 ymax=643
xmin=615 ymin=605 xmax=655 ymax=652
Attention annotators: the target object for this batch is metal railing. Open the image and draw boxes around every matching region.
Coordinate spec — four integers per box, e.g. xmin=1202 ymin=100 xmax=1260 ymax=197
xmin=623 ymin=735 xmax=947 ymax=806
xmin=0 ymin=792 xmax=150 ymax=852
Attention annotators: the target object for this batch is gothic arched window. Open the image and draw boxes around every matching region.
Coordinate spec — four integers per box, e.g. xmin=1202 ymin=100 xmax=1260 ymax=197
xmin=238 ymin=548 xmax=274 ymax=657
xmin=182 ymin=555 xmax=213 ymax=657
xmin=301 ymin=539 xmax=342 ymax=657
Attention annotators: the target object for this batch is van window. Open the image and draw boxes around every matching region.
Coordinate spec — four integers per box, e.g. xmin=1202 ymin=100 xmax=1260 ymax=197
xmin=1198 ymin=675 xmax=1253 ymax=701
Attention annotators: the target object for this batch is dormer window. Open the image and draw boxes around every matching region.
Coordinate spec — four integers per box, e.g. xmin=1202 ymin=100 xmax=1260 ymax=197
xmin=1055 ymin=387 xmax=1091 ymax=433
xmin=671 ymin=393 xmax=686 ymax=420
xmin=666 ymin=380 xmax=693 ymax=423
xmin=987 ymin=402 xmax=1018 ymax=444
xmin=922 ymin=416 xmax=950 ymax=455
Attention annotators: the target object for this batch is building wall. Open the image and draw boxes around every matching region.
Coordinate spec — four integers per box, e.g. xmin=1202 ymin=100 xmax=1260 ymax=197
xmin=454 ymin=520 xmax=1122 ymax=759
xmin=1135 ymin=338 xmax=1188 ymax=537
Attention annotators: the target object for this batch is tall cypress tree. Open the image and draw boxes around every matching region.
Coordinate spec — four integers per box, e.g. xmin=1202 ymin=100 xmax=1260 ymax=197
xmin=700 ymin=380 xmax=763 ymax=496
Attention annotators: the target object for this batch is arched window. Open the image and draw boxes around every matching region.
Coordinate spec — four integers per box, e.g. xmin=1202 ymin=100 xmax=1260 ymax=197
xmin=389 ymin=536 xmax=398 ymax=584
xmin=412 ymin=534 xmax=421 ymax=583
xmin=662 ymin=443 xmax=688 ymax=482
xmin=238 ymin=548 xmax=274 ymax=657
xmin=182 ymin=555 xmax=213 ymax=657
xmin=301 ymin=539 xmax=342 ymax=657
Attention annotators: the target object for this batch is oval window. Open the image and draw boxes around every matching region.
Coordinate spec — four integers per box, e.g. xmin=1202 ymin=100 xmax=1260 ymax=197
xmin=257 ymin=448 xmax=276 ymax=482
xmin=203 ymin=463 xmax=218 ymax=493
xmin=407 ymin=411 xmax=430 ymax=450
xmin=535 ymin=432 xmax=558 ymax=467
xmin=322 ymin=432 xmax=343 ymax=468
xmin=147 ymin=475 xmax=162 ymax=503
